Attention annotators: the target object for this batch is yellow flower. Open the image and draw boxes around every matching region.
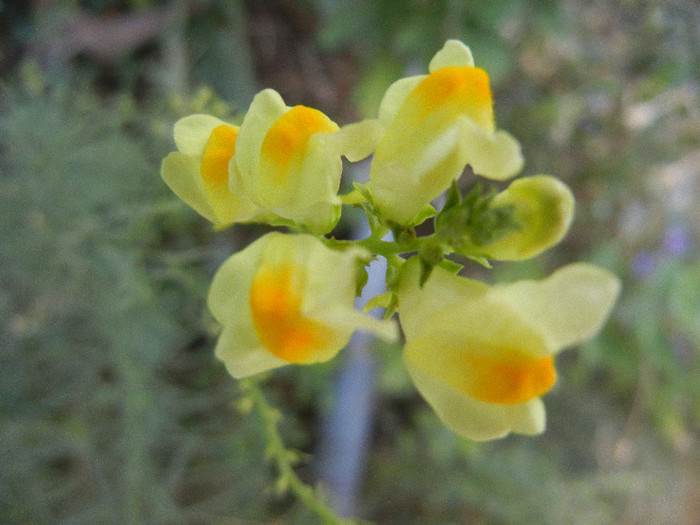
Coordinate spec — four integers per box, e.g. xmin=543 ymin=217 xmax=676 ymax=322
xmin=161 ymin=114 xmax=263 ymax=229
xmin=208 ymin=232 xmax=398 ymax=378
xmin=397 ymin=257 xmax=620 ymax=440
xmin=230 ymin=89 xmax=378 ymax=234
xmin=366 ymin=40 xmax=524 ymax=225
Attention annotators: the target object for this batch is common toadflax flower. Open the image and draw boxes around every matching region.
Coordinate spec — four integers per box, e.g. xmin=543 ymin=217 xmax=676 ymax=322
xmin=208 ymin=232 xmax=398 ymax=378
xmin=365 ymin=39 xmax=524 ymax=226
xmin=396 ymin=257 xmax=620 ymax=440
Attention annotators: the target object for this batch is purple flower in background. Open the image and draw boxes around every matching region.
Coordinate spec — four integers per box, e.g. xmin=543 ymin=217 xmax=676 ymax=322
xmin=662 ymin=223 xmax=692 ymax=257
xmin=632 ymin=250 xmax=657 ymax=280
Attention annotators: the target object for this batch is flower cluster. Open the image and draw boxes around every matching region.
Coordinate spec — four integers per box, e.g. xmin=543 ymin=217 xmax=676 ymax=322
xmin=161 ymin=40 xmax=620 ymax=440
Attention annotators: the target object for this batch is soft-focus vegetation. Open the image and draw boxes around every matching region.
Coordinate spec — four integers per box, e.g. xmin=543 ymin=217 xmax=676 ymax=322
xmin=1 ymin=1 xmax=698 ymax=523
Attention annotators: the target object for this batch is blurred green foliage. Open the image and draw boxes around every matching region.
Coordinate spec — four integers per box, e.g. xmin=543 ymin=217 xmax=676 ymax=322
xmin=0 ymin=70 xmax=275 ymax=523
xmin=1 ymin=0 xmax=699 ymax=523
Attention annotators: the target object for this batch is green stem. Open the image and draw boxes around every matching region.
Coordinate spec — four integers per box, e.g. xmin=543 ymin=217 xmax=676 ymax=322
xmin=242 ymin=379 xmax=363 ymax=525
xmin=328 ymin=233 xmax=436 ymax=259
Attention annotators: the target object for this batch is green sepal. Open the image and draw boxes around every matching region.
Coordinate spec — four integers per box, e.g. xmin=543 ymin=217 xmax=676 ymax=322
xmin=353 ymin=181 xmax=390 ymax=239
xmin=392 ymin=225 xmax=417 ymax=248
xmin=434 ymin=181 xmax=520 ymax=257
xmin=339 ymin=187 xmax=367 ymax=205
xmin=442 ymin=179 xmax=462 ymax=213
xmin=355 ymin=263 xmax=370 ymax=297
xmin=364 ymin=291 xmax=399 ymax=320
xmin=383 ymin=293 xmax=399 ymax=320
xmin=463 ymin=254 xmax=492 ymax=268
xmin=419 ymin=259 xmax=435 ymax=287
xmin=438 ymin=257 xmax=464 ymax=274
xmin=411 ymin=204 xmax=438 ymax=227
xmin=363 ymin=292 xmax=394 ymax=312
xmin=352 ymin=181 xmax=374 ymax=204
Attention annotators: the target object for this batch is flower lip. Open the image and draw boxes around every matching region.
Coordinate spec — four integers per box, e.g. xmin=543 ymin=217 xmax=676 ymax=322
xmin=200 ymin=124 xmax=238 ymax=185
xmin=404 ymin=330 xmax=556 ymax=407
xmin=460 ymin=347 xmax=556 ymax=404
xmin=249 ymin=261 xmax=333 ymax=363
xmin=259 ymin=105 xmax=338 ymax=185
xmin=411 ymin=65 xmax=494 ymax=130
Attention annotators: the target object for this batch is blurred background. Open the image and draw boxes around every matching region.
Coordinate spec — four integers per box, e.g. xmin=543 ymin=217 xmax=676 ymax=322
xmin=1 ymin=0 xmax=699 ymax=523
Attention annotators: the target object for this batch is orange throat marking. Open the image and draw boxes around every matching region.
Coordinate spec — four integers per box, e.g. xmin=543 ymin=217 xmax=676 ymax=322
xmin=464 ymin=349 xmax=556 ymax=405
xmin=249 ymin=263 xmax=331 ymax=363
xmin=259 ymin=105 xmax=337 ymax=184
xmin=200 ymin=124 xmax=238 ymax=186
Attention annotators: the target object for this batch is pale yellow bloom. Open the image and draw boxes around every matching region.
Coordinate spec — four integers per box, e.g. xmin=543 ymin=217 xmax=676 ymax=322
xmin=397 ymin=257 xmax=620 ymax=440
xmin=366 ymin=40 xmax=524 ymax=225
xmin=161 ymin=115 xmax=263 ymax=228
xmin=208 ymin=232 xmax=398 ymax=378
xmin=230 ymin=89 xmax=377 ymax=234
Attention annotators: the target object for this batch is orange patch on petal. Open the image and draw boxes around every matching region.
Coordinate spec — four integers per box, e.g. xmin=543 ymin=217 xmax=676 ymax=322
xmin=259 ymin=105 xmax=337 ymax=183
xmin=464 ymin=349 xmax=556 ymax=405
xmin=201 ymin=125 xmax=238 ymax=186
xmin=411 ymin=66 xmax=494 ymax=130
xmin=249 ymin=263 xmax=332 ymax=362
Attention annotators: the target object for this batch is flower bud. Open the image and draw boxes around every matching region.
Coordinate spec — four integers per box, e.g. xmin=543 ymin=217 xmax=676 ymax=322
xmin=476 ymin=175 xmax=575 ymax=260
xmin=397 ymin=257 xmax=620 ymax=440
xmin=208 ymin=232 xmax=398 ymax=378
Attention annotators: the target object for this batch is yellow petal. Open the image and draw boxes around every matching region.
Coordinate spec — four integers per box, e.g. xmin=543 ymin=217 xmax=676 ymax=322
xmin=455 ymin=118 xmax=524 ymax=181
xmin=377 ymin=76 xmax=425 ymax=126
xmin=366 ymin=42 xmax=524 ymax=225
xmin=428 ymin=39 xmax=475 ymax=71
xmin=397 ymin=256 xmax=619 ymax=439
xmin=229 ymin=89 xmax=344 ymax=234
xmin=327 ymin=119 xmax=385 ymax=162
xmin=490 ymin=263 xmax=621 ymax=353
xmin=404 ymin=329 xmax=556 ymax=405
xmin=163 ymin=116 xmax=264 ymax=228
xmin=174 ymin=114 xmax=229 ymax=156
xmin=161 ymin=152 xmax=217 ymax=223
xmin=397 ymin=258 xmax=545 ymax=356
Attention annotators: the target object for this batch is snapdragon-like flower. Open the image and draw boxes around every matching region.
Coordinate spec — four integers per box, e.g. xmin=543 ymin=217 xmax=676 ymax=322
xmin=208 ymin=232 xmax=398 ymax=378
xmin=161 ymin=114 xmax=264 ymax=229
xmin=365 ymin=40 xmax=524 ymax=225
xmin=397 ymin=258 xmax=620 ymax=440
xmin=230 ymin=89 xmax=377 ymax=234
